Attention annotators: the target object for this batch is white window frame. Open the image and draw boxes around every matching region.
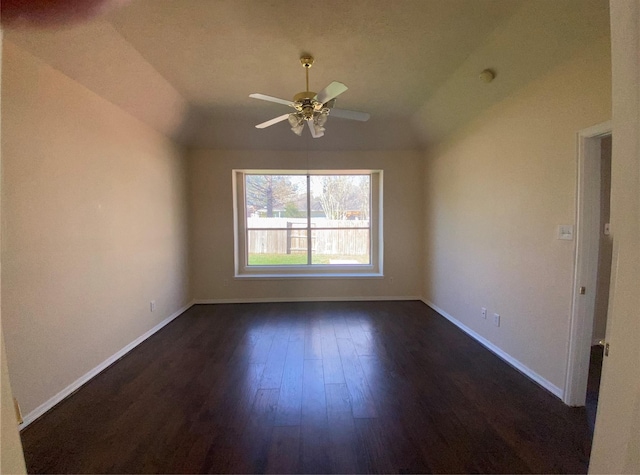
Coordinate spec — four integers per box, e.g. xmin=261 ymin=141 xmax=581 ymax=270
xmin=233 ymin=169 xmax=383 ymax=279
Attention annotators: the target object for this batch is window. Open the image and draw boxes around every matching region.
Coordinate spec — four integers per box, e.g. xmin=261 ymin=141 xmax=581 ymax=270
xmin=233 ymin=170 xmax=383 ymax=278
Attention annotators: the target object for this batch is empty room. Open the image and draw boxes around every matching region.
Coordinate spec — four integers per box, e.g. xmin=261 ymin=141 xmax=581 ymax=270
xmin=1 ymin=0 xmax=639 ymax=474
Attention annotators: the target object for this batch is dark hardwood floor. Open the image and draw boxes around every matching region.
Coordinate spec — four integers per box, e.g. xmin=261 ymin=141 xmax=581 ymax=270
xmin=21 ymin=301 xmax=592 ymax=473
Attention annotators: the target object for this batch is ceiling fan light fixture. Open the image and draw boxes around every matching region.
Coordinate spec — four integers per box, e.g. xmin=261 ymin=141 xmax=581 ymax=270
xmin=312 ymin=123 xmax=326 ymax=137
xmin=315 ymin=111 xmax=329 ymax=127
xmin=288 ymin=113 xmax=303 ymax=127
xmin=302 ymin=104 xmax=315 ymax=120
xmin=291 ymin=122 xmax=305 ymax=136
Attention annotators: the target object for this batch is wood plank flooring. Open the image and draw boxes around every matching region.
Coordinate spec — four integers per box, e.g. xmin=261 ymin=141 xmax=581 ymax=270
xmin=20 ymin=301 xmax=593 ymax=473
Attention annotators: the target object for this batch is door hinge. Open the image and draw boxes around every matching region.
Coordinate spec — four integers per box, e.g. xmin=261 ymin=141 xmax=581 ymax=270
xmin=579 ymin=286 xmax=586 ymax=295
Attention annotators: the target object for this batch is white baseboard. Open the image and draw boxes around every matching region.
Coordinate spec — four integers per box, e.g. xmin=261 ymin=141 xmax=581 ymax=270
xmin=193 ymin=296 xmax=422 ymax=305
xmin=19 ymin=301 xmax=195 ymax=430
xmin=422 ymin=299 xmax=564 ymax=400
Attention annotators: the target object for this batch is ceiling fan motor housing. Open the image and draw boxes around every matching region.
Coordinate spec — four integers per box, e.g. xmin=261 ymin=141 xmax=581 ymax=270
xmin=293 ymin=91 xmax=316 ymax=103
xmin=293 ymin=92 xmax=328 ymax=120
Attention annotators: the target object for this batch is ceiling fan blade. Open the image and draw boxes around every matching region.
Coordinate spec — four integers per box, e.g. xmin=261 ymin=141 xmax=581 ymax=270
xmin=314 ymin=81 xmax=348 ymax=104
xmin=329 ymin=108 xmax=370 ymax=121
xmin=307 ymin=121 xmax=324 ymax=138
xmin=249 ymin=93 xmax=294 ymax=107
xmin=255 ymin=114 xmax=291 ymax=129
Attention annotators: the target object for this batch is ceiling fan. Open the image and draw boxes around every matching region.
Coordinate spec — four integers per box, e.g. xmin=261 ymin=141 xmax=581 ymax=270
xmin=250 ymin=56 xmax=370 ymax=138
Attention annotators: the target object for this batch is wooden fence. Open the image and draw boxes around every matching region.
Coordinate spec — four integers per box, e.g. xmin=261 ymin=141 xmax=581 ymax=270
xmin=247 ymin=218 xmax=370 ymax=256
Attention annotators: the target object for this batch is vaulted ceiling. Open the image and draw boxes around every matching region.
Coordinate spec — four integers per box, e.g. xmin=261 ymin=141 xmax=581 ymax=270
xmin=4 ymin=0 xmax=609 ymax=151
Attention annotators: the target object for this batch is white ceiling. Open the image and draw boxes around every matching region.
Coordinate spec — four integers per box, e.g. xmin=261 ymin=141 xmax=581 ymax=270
xmin=4 ymin=0 xmax=609 ymax=150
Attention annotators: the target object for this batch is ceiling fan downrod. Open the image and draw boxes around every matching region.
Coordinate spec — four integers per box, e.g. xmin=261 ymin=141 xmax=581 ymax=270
xmin=301 ymin=56 xmax=314 ymax=92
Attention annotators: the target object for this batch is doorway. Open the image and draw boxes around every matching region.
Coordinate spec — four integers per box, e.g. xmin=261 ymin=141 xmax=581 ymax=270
xmin=565 ymin=122 xmax=613 ymax=412
xmin=585 ymin=134 xmax=612 ymax=430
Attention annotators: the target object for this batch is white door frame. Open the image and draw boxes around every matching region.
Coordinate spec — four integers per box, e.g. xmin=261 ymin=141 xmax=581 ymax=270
xmin=564 ymin=121 xmax=612 ymax=406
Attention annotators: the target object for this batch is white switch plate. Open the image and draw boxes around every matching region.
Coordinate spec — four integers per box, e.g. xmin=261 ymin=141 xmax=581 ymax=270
xmin=493 ymin=313 xmax=500 ymax=327
xmin=557 ymin=225 xmax=574 ymax=240
xmin=604 ymin=223 xmax=611 ymax=235
xmin=481 ymin=307 xmax=487 ymax=319
xmin=150 ymin=300 xmax=156 ymax=312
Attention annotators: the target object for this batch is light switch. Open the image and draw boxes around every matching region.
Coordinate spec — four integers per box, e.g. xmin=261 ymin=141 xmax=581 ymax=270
xmin=557 ymin=225 xmax=574 ymax=240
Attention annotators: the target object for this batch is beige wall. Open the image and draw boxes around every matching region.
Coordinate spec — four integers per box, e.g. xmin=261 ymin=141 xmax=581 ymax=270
xmin=0 ymin=28 xmax=27 ymax=475
xmin=189 ymin=149 xmax=424 ymax=301
xmin=1 ymin=42 xmax=190 ymax=416
xmin=590 ymin=1 xmax=640 ymax=472
xmin=1 ymin=332 xmax=27 ymax=473
xmin=422 ymin=35 xmax=611 ymax=391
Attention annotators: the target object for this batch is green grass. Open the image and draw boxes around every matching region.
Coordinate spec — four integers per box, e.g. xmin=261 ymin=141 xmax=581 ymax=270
xmin=248 ymin=253 xmax=369 ymax=266
xmin=248 ymin=254 xmax=307 ymax=265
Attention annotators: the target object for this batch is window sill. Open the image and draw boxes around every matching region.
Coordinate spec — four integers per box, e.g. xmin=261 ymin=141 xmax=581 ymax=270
xmin=234 ymin=272 xmax=384 ymax=280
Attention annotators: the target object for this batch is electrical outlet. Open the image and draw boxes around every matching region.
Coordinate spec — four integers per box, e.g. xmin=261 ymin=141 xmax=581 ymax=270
xmin=150 ymin=300 xmax=156 ymax=312
xmin=493 ymin=313 xmax=500 ymax=327
xmin=223 ymin=278 xmax=229 ymax=287
xmin=481 ymin=307 xmax=487 ymax=319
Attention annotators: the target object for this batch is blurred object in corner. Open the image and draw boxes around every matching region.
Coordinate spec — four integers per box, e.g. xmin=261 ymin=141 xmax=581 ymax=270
xmin=1 ymin=0 xmax=128 ymax=27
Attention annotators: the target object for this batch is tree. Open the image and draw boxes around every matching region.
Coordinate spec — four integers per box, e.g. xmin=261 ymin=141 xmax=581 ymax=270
xmin=284 ymin=202 xmax=303 ymax=218
xmin=245 ymin=175 xmax=302 ymax=217
xmin=315 ymin=176 xmax=369 ymax=220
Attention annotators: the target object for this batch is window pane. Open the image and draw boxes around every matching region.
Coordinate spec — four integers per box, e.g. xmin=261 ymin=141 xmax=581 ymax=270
xmin=246 ymin=175 xmax=307 ymax=220
xmin=311 ymin=229 xmax=370 ymax=265
xmin=247 ymin=229 xmax=308 ymax=266
xmin=310 ymin=175 xmax=370 ymax=226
